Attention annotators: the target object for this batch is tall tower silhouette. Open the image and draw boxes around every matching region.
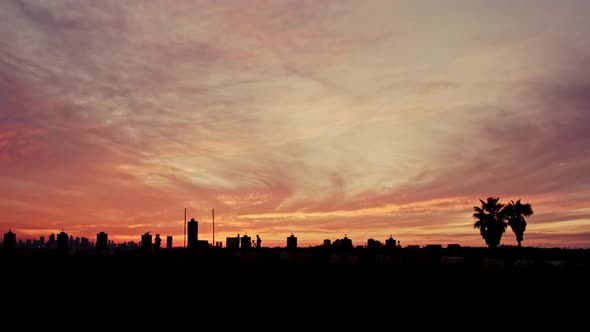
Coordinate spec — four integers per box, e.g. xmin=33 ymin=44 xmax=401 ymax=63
xmin=141 ymin=232 xmax=152 ymax=253
xmin=96 ymin=232 xmax=108 ymax=251
xmin=56 ymin=231 xmax=69 ymax=252
xmin=3 ymin=230 xmax=16 ymax=250
xmin=287 ymin=233 xmax=297 ymax=250
xmin=187 ymin=218 xmax=198 ymax=249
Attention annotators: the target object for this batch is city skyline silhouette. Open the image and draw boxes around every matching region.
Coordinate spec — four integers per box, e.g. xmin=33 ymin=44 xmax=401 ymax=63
xmin=3 ymin=3 xmax=590 ymax=331
xmin=2 ymin=221 xmax=589 ymax=329
xmin=3 ymin=1 xmax=590 ymax=327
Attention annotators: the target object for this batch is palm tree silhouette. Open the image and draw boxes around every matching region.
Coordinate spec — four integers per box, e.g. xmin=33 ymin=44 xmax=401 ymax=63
xmin=473 ymin=197 xmax=507 ymax=248
xmin=502 ymin=199 xmax=533 ymax=248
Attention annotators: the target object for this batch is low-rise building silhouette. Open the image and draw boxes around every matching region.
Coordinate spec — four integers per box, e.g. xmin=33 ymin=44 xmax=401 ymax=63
xmin=226 ymin=235 xmax=239 ymax=249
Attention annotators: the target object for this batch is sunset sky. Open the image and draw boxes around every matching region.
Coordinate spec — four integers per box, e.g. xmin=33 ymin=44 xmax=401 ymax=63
xmin=1 ymin=0 xmax=590 ymax=248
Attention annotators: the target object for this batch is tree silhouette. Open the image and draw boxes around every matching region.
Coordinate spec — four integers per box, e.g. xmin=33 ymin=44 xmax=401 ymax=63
xmin=473 ymin=197 xmax=507 ymax=248
xmin=502 ymin=199 xmax=533 ymax=248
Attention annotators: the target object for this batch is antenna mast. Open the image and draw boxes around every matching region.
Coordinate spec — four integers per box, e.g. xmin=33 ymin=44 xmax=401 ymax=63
xmin=184 ymin=208 xmax=187 ymax=248
xmin=212 ymin=208 xmax=215 ymax=247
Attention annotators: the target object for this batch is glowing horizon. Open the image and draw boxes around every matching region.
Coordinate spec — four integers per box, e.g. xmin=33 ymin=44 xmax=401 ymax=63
xmin=2 ymin=0 xmax=590 ymax=249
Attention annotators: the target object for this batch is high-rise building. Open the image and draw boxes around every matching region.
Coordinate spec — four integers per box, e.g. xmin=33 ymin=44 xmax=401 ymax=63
xmin=385 ymin=235 xmax=396 ymax=250
xmin=141 ymin=232 xmax=152 ymax=252
xmin=47 ymin=233 xmax=55 ymax=248
xmin=154 ymin=234 xmax=162 ymax=250
xmin=287 ymin=233 xmax=297 ymax=250
xmin=3 ymin=230 xmax=16 ymax=250
xmin=56 ymin=231 xmax=69 ymax=251
xmin=240 ymin=234 xmax=251 ymax=250
xmin=97 ymin=232 xmax=108 ymax=251
xmin=166 ymin=236 xmax=173 ymax=249
xmin=187 ymin=218 xmax=198 ymax=249
xmin=341 ymin=235 xmax=353 ymax=250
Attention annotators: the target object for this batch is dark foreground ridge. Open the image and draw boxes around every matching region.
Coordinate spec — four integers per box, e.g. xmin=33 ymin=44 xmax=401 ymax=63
xmin=2 ymin=246 xmax=589 ymax=328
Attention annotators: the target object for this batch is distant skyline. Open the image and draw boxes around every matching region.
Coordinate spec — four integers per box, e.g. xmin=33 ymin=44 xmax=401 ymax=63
xmin=1 ymin=0 xmax=590 ymax=248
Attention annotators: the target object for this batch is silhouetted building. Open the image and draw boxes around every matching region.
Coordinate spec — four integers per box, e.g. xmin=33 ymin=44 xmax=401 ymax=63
xmin=338 ymin=235 xmax=353 ymax=250
xmin=323 ymin=239 xmax=331 ymax=247
xmin=81 ymin=237 xmax=89 ymax=248
xmin=385 ymin=235 xmax=397 ymax=250
xmin=96 ymin=232 xmax=108 ymax=251
xmin=47 ymin=233 xmax=55 ymax=248
xmin=287 ymin=233 xmax=297 ymax=250
xmin=195 ymin=240 xmax=209 ymax=248
xmin=241 ymin=234 xmax=251 ymax=250
xmin=187 ymin=218 xmax=198 ymax=249
xmin=56 ymin=231 xmax=69 ymax=252
xmin=154 ymin=234 xmax=162 ymax=251
xmin=226 ymin=235 xmax=239 ymax=249
xmin=367 ymin=238 xmax=381 ymax=250
xmin=166 ymin=236 xmax=173 ymax=249
xmin=3 ymin=230 xmax=16 ymax=250
xmin=141 ymin=232 xmax=152 ymax=252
